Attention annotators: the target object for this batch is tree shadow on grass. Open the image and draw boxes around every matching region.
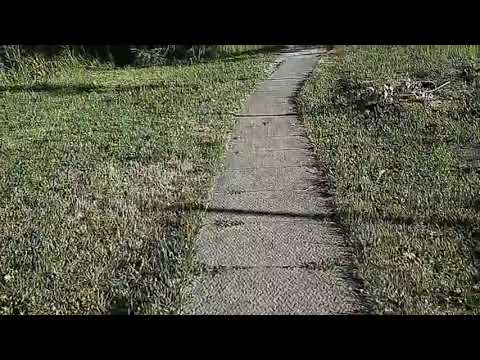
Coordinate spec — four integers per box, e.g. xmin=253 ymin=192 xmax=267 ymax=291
xmin=0 ymin=46 xmax=289 ymax=96
xmin=0 ymin=82 xmax=188 ymax=96
xmin=339 ymin=209 xmax=480 ymax=229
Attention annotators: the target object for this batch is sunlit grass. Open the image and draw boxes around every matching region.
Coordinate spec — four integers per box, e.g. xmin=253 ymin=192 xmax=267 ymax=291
xmin=298 ymin=45 xmax=480 ymax=314
xmin=0 ymin=49 xmax=276 ymax=314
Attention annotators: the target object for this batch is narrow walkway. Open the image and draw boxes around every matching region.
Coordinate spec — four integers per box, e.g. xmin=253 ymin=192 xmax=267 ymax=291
xmin=184 ymin=46 xmax=363 ymax=314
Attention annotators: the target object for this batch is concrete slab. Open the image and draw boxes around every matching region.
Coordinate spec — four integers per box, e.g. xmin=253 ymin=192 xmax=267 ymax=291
xmin=195 ymin=222 xmax=348 ymax=267
xmin=184 ymin=45 xmax=364 ymax=315
xmin=214 ymin=166 xmax=318 ymax=193
xmin=235 ymin=115 xmax=305 ymax=138
xmin=187 ymin=268 xmax=361 ymax=315
xmin=224 ymin=148 xmax=315 ymax=169
xmin=229 ymin=135 xmax=311 ymax=151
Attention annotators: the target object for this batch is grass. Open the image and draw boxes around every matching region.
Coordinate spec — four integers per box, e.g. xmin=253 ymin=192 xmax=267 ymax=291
xmin=0 ymin=46 xmax=277 ymax=314
xmin=298 ymin=45 xmax=480 ymax=314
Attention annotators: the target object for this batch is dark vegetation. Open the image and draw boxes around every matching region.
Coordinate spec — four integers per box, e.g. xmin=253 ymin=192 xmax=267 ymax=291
xmin=0 ymin=45 xmax=280 ymax=69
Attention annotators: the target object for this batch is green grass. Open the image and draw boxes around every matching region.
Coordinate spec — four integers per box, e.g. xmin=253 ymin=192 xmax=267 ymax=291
xmin=298 ymin=45 xmax=480 ymax=314
xmin=0 ymin=48 xmax=276 ymax=314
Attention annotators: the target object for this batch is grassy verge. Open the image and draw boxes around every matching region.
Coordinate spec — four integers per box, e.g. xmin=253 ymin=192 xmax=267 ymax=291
xmin=0 ymin=48 xmax=276 ymax=314
xmin=298 ymin=45 xmax=480 ymax=314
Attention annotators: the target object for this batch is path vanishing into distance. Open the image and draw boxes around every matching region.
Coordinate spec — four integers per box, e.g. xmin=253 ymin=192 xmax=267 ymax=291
xmin=184 ymin=46 xmax=365 ymax=315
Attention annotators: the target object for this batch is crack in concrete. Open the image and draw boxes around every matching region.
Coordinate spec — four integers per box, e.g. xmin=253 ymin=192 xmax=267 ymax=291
xmin=215 ymin=188 xmax=323 ymax=195
xmin=266 ymin=77 xmax=306 ymax=81
xmin=200 ymin=260 xmax=344 ymax=276
xmin=213 ymin=219 xmax=245 ymax=228
xmin=235 ymin=113 xmax=298 ymax=117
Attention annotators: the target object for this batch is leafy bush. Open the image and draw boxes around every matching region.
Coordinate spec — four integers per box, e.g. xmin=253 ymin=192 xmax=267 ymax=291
xmin=132 ymin=46 xmax=222 ymax=67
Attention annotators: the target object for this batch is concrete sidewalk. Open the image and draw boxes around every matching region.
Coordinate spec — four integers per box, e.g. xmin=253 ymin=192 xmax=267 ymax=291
xmin=184 ymin=46 xmax=364 ymax=315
